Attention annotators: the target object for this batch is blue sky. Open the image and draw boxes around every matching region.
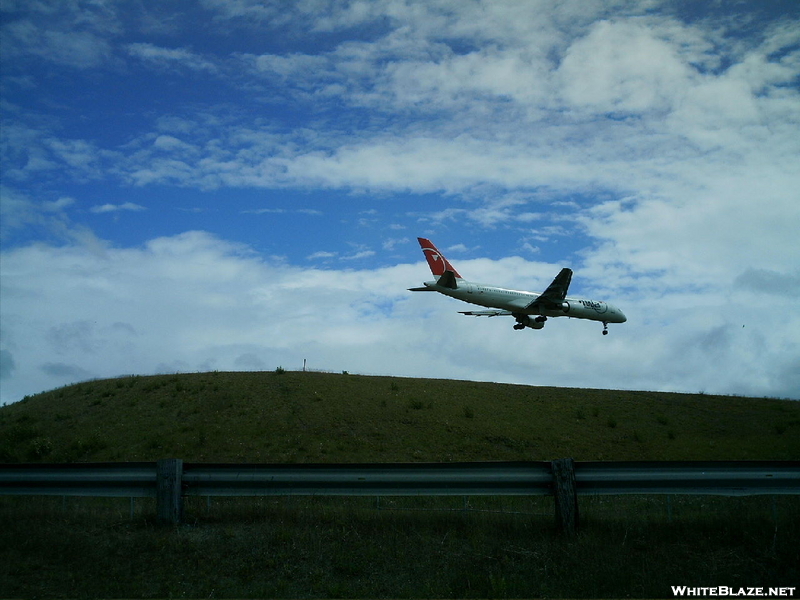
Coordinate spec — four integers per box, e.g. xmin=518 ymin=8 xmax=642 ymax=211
xmin=2 ymin=0 xmax=799 ymax=404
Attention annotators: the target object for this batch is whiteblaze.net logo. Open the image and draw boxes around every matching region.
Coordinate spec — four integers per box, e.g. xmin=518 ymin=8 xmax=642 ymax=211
xmin=672 ymin=587 xmax=796 ymax=597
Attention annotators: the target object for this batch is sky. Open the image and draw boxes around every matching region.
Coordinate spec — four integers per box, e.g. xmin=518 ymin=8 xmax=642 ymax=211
xmin=1 ymin=0 xmax=799 ymax=405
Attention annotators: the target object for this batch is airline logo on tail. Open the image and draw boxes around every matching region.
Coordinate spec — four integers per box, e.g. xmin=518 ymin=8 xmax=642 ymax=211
xmin=418 ymin=238 xmax=462 ymax=278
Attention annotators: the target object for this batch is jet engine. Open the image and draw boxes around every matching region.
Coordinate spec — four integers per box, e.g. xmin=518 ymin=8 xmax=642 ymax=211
xmin=514 ymin=315 xmax=547 ymax=330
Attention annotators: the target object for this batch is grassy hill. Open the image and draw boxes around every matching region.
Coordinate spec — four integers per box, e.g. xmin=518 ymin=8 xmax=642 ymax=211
xmin=2 ymin=371 xmax=799 ymax=598
xmin=2 ymin=371 xmax=798 ymax=463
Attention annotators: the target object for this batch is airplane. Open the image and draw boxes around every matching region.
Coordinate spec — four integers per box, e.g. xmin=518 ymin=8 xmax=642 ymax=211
xmin=409 ymin=238 xmax=626 ymax=334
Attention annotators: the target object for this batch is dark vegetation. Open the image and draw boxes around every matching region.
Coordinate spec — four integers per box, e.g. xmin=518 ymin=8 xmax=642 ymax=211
xmin=1 ymin=371 xmax=799 ymax=598
xmin=2 ymin=370 xmax=799 ymax=463
xmin=2 ymin=494 xmax=798 ymax=598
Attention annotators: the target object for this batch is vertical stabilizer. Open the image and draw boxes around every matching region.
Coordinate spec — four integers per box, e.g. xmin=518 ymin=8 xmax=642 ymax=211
xmin=417 ymin=238 xmax=462 ymax=279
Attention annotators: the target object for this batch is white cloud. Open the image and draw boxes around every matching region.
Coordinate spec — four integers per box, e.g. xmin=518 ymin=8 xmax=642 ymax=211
xmin=243 ymin=208 xmax=287 ymax=215
xmin=241 ymin=207 xmax=323 ymax=216
xmin=2 ymin=122 xmax=107 ymax=182
xmin=557 ymin=18 xmax=694 ymax=114
xmin=199 ymin=0 xmax=286 ymax=23
xmin=382 ymin=237 xmax=409 ymax=251
xmin=0 ymin=0 xmax=120 ymax=69
xmin=342 ymin=250 xmax=376 ymax=261
xmin=90 ymin=11 xmax=796 ymax=206
xmin=250 ymin=52 xmax=330 ymax=80
xmin=1 ymin=19 xmax=112 ymax=68
xmin=2 ymin=230 xmax=798 ymax=406
xmin=307 ymin=250 xmax=337 ymax=260
xmin=90 ymin=202 xmax=146 ymax=214
xmin=0 ymin=186 xmax=104 ymax=250
xmin=43 ymin=197 xmax=76 ymax=211
xmin=126 ymin=43 xmax=219 ymax=73
xmin=9 ymin=3 xmax=779 ymax=217
xmin=577 ymin=162 xmax=800 ymax=289
xmin=152 ymin=135 xmax=199 ymax=154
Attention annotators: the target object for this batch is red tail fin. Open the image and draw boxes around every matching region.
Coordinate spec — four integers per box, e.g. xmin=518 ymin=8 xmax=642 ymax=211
xmin=418 ymin=238 xmax=462 ymax=278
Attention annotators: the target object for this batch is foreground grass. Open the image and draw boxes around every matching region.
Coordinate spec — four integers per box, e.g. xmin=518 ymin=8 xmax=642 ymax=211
xmin=2 ymin=371 xmax=799 ymax=462
xmin=2 ymin=494 xmax=798 ymax=598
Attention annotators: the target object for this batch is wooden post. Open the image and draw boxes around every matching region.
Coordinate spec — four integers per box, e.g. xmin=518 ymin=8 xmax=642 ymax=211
xmin=552 ymin=458 xmax=578 ymax=535
xmin=156 ymin=458 xmax=183 ymax=526
xmin=667 ymin=494 xmax=673 ymax=523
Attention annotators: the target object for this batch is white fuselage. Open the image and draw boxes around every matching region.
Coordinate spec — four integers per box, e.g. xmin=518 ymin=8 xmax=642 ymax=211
xmin=422 ymin=279 xmax=627 ymax=323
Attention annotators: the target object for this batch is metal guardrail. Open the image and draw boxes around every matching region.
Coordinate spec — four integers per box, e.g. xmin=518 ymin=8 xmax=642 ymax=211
xmin=2 ymin=460 xmax=797 ymax=498
xmin=181 ymin=461 xmax=553 ymax=497
xmin=0 ymin=462 xmax=157 ymax=497
xmin=574 ymin=461 xmax=800 ymax=496
xmin=1 ymin=459 xmax=798 ymax=530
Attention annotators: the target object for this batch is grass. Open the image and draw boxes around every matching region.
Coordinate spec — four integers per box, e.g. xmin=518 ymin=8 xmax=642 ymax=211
xmin=1 ymin=371 xmax=799 ymax=597
xmin=1 ymin=371 xmax=799 ymax=463
xmin=1 ymin=494 xmax=797 ymax=598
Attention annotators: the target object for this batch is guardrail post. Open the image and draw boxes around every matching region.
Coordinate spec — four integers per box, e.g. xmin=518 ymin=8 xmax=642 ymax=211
xmin=552 ymin=458 xmax=578 ymax=535
xmin=156 ymin=459 xmax=183 ymax=526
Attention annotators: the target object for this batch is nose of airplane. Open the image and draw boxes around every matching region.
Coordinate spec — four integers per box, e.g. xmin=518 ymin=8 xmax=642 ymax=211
xmin=610 ymin=304 xmax=627 ymax=323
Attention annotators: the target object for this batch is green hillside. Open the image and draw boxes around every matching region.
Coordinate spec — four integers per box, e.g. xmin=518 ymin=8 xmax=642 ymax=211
xmin=2 ymin=371 xmax=800 ymax=598
xmin=2 ymin=371 xmax=798 ymax=463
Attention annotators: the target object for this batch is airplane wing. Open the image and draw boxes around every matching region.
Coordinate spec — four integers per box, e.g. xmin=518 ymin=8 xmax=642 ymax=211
xmin=525 ymin=268 xmax=572 ymax=310
xmin=459 ymin=310 xmax=513 ymax=317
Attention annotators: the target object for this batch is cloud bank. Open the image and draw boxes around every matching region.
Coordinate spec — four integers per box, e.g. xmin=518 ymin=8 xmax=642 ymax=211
xmin=2 ymin=230 xmax=798 ymax=405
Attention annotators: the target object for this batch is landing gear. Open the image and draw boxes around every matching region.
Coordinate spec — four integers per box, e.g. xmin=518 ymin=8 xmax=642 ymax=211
xmin=513 ymin=323 xmax=525 ymax=330
xmin=602 ymin=322 xmax=608 ymax=335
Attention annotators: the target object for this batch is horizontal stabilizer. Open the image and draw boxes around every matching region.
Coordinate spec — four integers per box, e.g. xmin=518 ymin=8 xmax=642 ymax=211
xmin=408 ymin=286 xmax=435 ymax=292
xmin=459 ymin=310 xmax=512 ymax=317
xmin=436 ymin=270 xmax=459 ymax=290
